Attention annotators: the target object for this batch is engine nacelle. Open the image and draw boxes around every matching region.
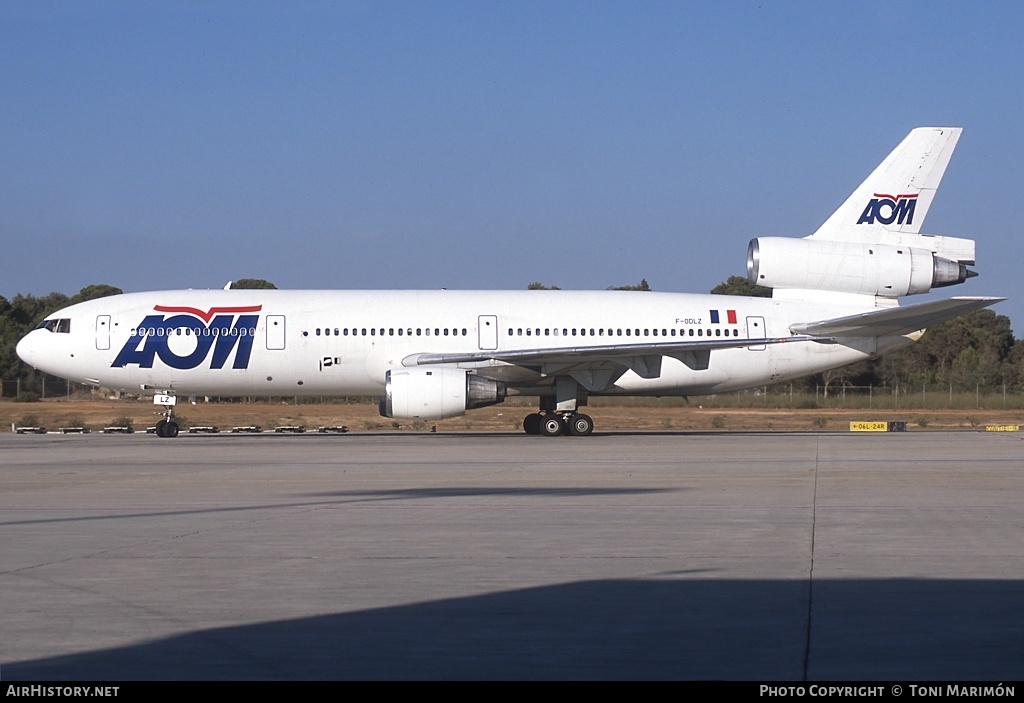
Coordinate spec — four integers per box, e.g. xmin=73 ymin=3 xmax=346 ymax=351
xmin=378 ymin=368 xmax=506 ymax=420
xmin=747 ymin=237 xmax=973 ymax=297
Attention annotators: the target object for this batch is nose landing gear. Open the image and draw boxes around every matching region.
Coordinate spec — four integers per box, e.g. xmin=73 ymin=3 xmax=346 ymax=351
xmin=153 ymin=393 xmax=180 ymax=438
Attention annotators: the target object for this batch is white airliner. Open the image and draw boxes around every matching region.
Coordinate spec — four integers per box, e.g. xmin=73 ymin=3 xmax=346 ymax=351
xmin=17 ymin=127 xmax=1001 ymax=437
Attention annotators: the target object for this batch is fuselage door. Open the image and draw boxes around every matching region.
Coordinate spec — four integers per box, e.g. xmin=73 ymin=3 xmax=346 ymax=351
xmin=478 ymin=315 xmax=498 ymax=350
xmin=95 ymin=315 xmax=110 ymax=351
xmin=267 ymin=315 xmax=286 ymax=350
xmin=746 ymin=316 xmax=766 ymax=351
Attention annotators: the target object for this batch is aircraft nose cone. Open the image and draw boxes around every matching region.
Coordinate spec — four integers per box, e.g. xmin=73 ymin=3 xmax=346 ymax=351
xmin=16 ymin=332 xmax=40 ymax=368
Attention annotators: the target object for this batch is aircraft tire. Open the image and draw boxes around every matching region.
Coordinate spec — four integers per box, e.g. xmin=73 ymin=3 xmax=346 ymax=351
xmin=165 ymin=422 xmax=179 ymax=438
xmin=155 ymin=419 xmax=167 ymax=438
xmin=540 ymin=414 xmax=565 ymax=437
xmin=523 ymin=413 xmax=543 ymax=435
xmin=567 ymin=413 xmax=594 ymax=436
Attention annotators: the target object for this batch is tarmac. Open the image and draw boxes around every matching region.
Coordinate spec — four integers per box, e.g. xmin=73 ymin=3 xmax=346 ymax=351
xmin=1 ymin=430 xmax=1021 ymax=680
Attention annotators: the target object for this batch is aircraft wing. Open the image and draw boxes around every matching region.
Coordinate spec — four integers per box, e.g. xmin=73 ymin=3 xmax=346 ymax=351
xmin=405 ymin=334 xmax=812 ymax=368
xmin=788 ymin=296 xmax=1004 ymax=337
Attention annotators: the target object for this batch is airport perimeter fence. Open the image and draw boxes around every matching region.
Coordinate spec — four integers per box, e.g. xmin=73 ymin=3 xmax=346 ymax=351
xmin=0 ymin=376 xmax=75 ymax=401
xmin=3 ymin=380 xmax=1024 ymax=411
xmin=591 ymin=383 xmax=1024 ymax=411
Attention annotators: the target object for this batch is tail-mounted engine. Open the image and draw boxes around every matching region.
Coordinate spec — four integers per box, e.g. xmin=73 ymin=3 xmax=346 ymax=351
xmin=747 ymin=237 xmax=976 ymax=298
xmin=379 ymin=368 xmax=506 ymax=420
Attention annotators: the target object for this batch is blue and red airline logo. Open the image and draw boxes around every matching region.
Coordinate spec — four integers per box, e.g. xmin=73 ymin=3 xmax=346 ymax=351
xmin=857 ymin=192 xmax=918 ymax=226
xmin=111 ymin=305 xmax=262 ymax=370
xmin=709 ymin=309 xmax=737 ymax=324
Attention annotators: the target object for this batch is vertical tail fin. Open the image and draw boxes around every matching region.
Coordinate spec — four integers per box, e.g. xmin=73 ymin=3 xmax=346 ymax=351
xmin=809 ymin=127 xmax=962 ymax=241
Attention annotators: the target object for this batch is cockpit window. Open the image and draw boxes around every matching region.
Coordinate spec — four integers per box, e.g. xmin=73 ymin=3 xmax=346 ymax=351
xmin=36 ymin=318 xmax=71 ymax=333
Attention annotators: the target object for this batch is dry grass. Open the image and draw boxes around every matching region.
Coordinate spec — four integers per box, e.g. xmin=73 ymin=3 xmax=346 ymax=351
xmin=2 ymin=398 xmax=1021 ymax=433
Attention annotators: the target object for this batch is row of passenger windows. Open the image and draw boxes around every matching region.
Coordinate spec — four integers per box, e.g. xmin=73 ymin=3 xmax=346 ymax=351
xmin=130 ymin=327 xmax=256 ymax=337
xmin=310 ymin=328 xmax=469 ymax=337
xmin=507 ymin=327 xmax=741 ymax=338
xmin=308 ymin=326 xmax=742 ymax=339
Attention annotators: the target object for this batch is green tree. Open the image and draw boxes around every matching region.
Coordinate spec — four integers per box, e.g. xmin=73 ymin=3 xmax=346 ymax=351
xmin=70 ymin=284 xmax=122 ymax=304
xmin=710 ymin=275 xmax=771 ymax=297
xmin=231 ymin=278 xmax=277 ymax=290
xmin=527 ymin=282 xmax=561 ymax=290
xmin=608 ymin=278 xmax=651 ymax=291
xmin=864 ymin=310 xmax=1014 ymax=390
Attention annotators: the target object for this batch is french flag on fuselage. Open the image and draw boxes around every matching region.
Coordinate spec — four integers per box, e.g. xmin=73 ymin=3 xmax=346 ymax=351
xmin=709 ymin=309 xmax=738 ymax=324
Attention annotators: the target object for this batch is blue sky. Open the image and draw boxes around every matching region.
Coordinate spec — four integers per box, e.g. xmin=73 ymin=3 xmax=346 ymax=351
xmin=2 ymin=1 xmax=1022 ymax=329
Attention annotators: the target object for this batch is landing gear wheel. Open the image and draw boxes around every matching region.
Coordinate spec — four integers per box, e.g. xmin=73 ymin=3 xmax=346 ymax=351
xmin=567 ymin=413 xmax=594 ymax=436
xmin=155 ymin=419 xmax=167 ymax=438
xmin=523 ymin=413 xmax=543 ymax=435
xmin=164 ymin=422 xmax=179 ymax=438
xmin=541 ymin=414 xmax=566 ymax=437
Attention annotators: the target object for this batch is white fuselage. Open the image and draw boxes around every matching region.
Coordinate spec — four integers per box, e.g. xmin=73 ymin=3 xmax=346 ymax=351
xmin=16 ymin=288 xmax=906 ymax=400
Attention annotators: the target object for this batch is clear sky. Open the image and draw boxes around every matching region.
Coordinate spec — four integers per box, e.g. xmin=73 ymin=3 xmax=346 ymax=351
xmin=2 ymin=1 xmax=1022 ymax=329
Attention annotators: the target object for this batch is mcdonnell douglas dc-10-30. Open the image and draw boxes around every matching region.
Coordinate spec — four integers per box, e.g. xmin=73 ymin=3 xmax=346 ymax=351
xmin=17 ymin=127 xmax=1002 ymax=437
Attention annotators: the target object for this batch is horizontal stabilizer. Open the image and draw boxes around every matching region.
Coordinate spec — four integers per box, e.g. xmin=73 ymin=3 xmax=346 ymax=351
xmin=789 ymin=297 xmax=1004 ymax=338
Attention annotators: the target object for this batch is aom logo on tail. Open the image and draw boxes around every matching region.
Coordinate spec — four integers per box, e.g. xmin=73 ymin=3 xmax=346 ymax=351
xmin=857 ymin=192 xmax=918 ymax=225
xmin=111 ymin=305 xmax=262 ymax=370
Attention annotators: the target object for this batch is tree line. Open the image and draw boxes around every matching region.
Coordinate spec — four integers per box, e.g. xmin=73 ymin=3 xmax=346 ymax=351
xmin=0 ymin=277 xmax=1018 ymax=399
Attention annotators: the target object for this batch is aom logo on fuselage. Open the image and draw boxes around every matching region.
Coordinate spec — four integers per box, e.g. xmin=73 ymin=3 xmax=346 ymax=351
xmin=111 ymin=305 xmax=262 ymax=370
xmin=857 ymin=192 xmax=918 ymax=225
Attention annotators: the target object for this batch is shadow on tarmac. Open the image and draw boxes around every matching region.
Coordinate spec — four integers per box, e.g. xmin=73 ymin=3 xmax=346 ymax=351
xmin=7 ymin=577 xmax=1020 ymax=680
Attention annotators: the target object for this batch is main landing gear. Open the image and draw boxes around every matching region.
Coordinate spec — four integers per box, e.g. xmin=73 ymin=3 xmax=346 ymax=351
xmin=523 ymin=377 xmax=595 ymax=437
xmin=522 ymin=411 xmax=594 ymax=437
